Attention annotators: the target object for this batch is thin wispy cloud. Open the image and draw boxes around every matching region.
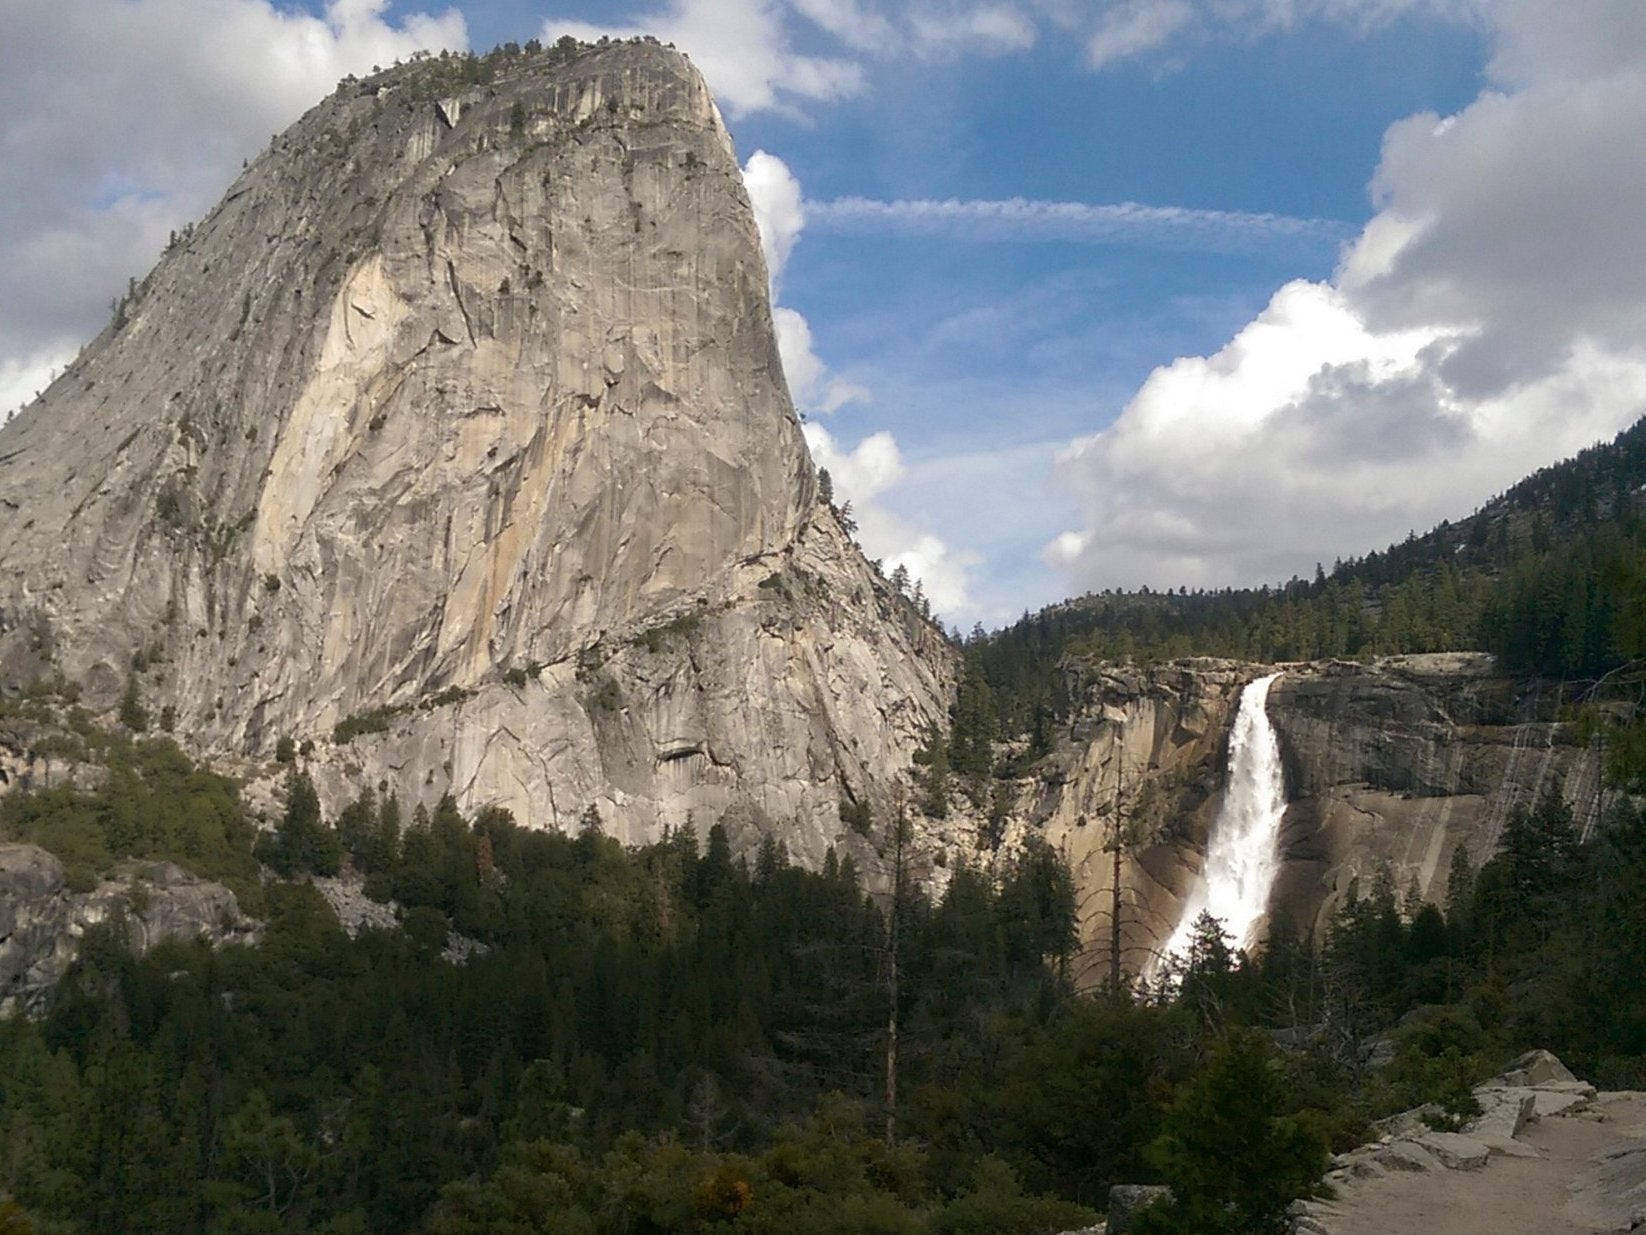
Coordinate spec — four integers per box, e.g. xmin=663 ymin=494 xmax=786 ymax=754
xmin=806 ymin=195 xmax=1354 ymax=256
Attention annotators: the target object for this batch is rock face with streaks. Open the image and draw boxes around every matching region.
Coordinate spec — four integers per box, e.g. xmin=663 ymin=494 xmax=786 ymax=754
xmin=1019 ymin=653 xmax=1601 ymax=985
xmin=0 ymin=41 xmax=953 ymax=862
xmin=1023 ymin=659 xmax=1251 ymax=987
xmin=1263 ymin=653 xmax=1603 ymax=941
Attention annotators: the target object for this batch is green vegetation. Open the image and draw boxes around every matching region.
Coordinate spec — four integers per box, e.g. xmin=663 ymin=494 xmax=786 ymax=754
xmin=422 ymin=685 xmax=475 ymax=710
xmin=11 ymin=752 xmax=1643 ymax=1235
xmin=0 ymin=731 xmax=261 ymax=909
xmin=117 ymin=678 xmax=148 ymax=733
xmin=635 ymin=611 xmax=703 ymax=653
xmin=585 ymin=673 xmax=624 ymax=713
xmin=0 ymin=771 xmax=1135 ymax=1235
xmin=253 ymin=770 xmax=342 ymax=878
xmin=23 ymin=713 xmax=1630 ymax=1235
xmin=332 ymin=704 xmax=405 ymax=744
xmin=1135 ymin=1030 xmax=1328 ymax=1235
xmin=503 ymin=661 xmax=545 ymax=688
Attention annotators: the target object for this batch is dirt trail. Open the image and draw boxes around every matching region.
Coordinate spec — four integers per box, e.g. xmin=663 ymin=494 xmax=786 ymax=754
xmin=1315 ymin=1092 xmax=1646 ymax=1235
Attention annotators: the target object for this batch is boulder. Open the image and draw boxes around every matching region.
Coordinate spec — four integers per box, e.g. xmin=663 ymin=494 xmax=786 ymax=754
xmin=1499 ymin=1049 xmax=1578 ymax=1088
xmin=1373 ymin=1103 xmax=1446 ymax=1139
xmin=1566 ymin=1137 xmax=1646 ymax=1230
xmin=1532 ymin=1089 xmax=1595 ymax=1119
xmin=1472 ymin=1131 xmax=1545 ymax=1159
xmin=1415 ymin=1132 xmax=1491 ymax=1170
xmin=1377 ymin=1141 xmax=1445 ymax=1172
xmin=1468 ymin=1087 xmax=1538 ymax=1140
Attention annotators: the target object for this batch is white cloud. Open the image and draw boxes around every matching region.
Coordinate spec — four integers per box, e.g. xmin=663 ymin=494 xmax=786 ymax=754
xmin=792 ymin=0 xmax=1039 ymax=59
xmin=805 ymin=424 xmax=979 ymax=617
xmin=807 ymin=194 xmax=1350 ymax=255
xmin=790 ymin=0 xmax=899 ymax=50
xmin=1485 ymin=0 xmax=1644 ymax=86
xmin=543 ymin=0 xmax=1044 ymax=113
xmin=742 ymin=149 xmax=808 ymax=282
xmin=0 ymin=345 xmax=77 ymax=427
xmin=0 ymin=0 xmax=466 ymax=418
xmin=909 ymin=4 xmax=1038 ymax=56
xmin=1081 ymin=0 xmax=1483 ymax=71
xmin=1047 ymin=1 xmax=1646 ymax=591
xmin=741 ymin=150 xmax=869 ymax=414
xmin=773 ymin=308 xmax=872 ymax=413
xmin=1087 ymin=0 xmax=1194 ymax=68
xmin=542 ymin=0 xmax=864 ymax=117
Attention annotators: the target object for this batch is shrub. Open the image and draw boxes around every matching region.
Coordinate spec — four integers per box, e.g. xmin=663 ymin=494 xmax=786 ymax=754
xmin=333 ymin=706 xmax=403 ymax=744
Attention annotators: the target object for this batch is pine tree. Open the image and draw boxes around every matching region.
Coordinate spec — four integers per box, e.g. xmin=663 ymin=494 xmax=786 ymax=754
xmin=1135 ymin=1030 xmax=1327 ymax=1235
xmin=256 ymin=769 xmax=341 ymax=877
xmin=118 ymin=679 xmax=149 ymax=733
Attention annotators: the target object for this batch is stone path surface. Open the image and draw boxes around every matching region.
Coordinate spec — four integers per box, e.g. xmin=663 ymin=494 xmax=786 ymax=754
xmin=1300 ymin=1082 xmax=1646 ymax=1235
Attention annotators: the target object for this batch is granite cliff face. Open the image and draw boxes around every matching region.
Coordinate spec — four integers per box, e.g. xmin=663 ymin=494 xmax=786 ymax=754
xmin=1023 ymin=654 xmax=1601 ymax=986
xmin=1022 ymin=659 xmax=1249 ymax=987
xmin=1265 ymin=654 xmax=1602 ymax=941
xmin=0 ymin=42 xmax=953 ymax=858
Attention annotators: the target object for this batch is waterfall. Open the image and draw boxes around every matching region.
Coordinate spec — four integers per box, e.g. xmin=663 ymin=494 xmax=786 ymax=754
xmin=1154 ymin=672 xmax=1287 ymax=976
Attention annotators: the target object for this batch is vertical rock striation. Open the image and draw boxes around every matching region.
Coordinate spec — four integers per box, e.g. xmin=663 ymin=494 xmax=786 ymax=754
xmin=0 ymin=41 xmax=955 ymax=857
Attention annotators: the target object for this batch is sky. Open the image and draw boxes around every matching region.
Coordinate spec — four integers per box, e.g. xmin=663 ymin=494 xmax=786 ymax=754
xmin=3 ymin=1 xmax=1646 ymax=630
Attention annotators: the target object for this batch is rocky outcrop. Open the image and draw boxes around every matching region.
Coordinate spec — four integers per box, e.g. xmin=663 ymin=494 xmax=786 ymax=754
xmin=1293 ymin=1050 xmax=1624 ymax=1235
xmin=0 ymin=41 xmax=954 ymax=862
xmin=1025 ymin=654 xmax=1602 ymax=984
xmin=0 ymin=843 xmax=257 ymax=1016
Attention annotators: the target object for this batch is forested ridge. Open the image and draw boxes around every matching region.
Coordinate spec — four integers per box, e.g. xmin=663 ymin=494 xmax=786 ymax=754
xmin=962 ymin=416 xmax=1646 ymax=752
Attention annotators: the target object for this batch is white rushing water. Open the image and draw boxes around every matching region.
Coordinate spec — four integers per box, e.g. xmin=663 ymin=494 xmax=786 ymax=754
xmin=1155 ymin=671 xmax=1286 ymax=974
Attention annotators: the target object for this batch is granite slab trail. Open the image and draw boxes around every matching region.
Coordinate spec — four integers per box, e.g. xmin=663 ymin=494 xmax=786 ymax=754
xmin=1315 ymin=1092 xmax=1646 ymax=1235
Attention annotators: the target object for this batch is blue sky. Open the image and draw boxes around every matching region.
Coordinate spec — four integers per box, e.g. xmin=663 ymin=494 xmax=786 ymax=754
xmin=5 ymin=1 xmax=1646 ymax=629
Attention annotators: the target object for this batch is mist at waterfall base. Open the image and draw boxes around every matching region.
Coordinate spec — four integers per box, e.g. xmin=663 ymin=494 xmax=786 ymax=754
xmin=1152 ymin=672 xmax=1287 ymax=980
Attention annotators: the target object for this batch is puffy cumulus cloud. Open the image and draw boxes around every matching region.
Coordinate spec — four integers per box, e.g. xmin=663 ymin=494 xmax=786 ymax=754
xmin=742 ymin=150 xmax=807 ymax=282
xmin=542 ymin=0 xmax=864 ymax=117
xmin=1348 ymin=21 xmax=1646 ymax=393
xmin=0 ymin=0 xmax=466 ymax=418
xmin=1485 ymin=0 xmax=1645 ymax=85
xmin=741 ymin=150 xmax=868 ymax=414
xmin=1046 ymin=1 xmax=1646 ymax=591
xmin=804 ymin=424 xmax=980 ymax=618
xmin=773 ymin=309 xmax=871 ymax=413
